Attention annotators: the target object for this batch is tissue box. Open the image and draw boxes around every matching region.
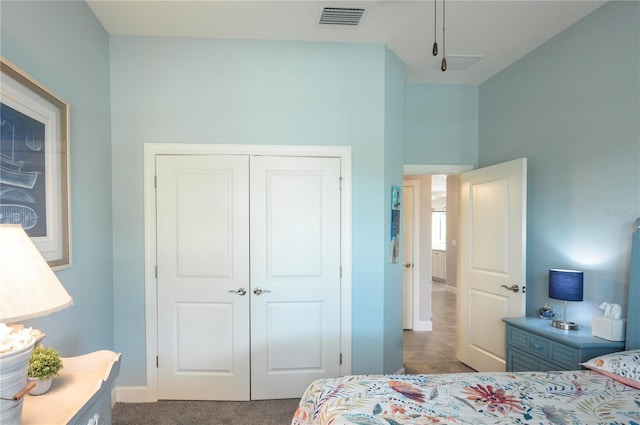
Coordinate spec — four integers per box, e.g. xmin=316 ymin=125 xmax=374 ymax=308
xmin=592 ymin=316 xmax=626 ymax=341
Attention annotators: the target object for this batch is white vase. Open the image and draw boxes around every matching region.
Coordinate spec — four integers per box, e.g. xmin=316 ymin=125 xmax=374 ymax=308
xmin=28 ymin=377 xmax=52 ymax=396
xmin=0 ymin=340 xmax=36 ymax=425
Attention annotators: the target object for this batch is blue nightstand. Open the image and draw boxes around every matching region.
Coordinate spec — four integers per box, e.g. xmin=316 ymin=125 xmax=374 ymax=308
xmin=502 ymin=317 xmax=625 ymax=372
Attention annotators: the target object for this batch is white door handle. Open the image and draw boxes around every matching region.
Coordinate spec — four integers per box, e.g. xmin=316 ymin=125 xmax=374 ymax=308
xmin=500 ymin=284 xmax=519 ymax=293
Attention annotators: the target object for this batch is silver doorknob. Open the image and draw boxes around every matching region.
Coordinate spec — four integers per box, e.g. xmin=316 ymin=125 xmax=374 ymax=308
xmin=253 ymin=287 xmax=272 ymax=295
xmin=229 ymin=288 xmax=247 ymax=296
xmin=500 ymin=284 xmax=519 ymax=293
xmin=403 ymin=263 xmax=413 ymax=268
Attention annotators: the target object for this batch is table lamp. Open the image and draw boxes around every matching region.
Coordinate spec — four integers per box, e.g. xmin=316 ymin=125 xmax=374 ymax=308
xmin=0 ymin=224 xmax=73 ymax=425
xmin=549 ymin=268 xmax=583 ymax=330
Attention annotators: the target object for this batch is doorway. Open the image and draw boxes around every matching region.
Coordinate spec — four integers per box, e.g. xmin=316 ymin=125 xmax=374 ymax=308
xmin=402 ymin=160 xmax=526 ymax=373
xmin=402 ymin=165 xmax=471 ymax=373
xmin=401 ymin=171 xmax=469 ymax=373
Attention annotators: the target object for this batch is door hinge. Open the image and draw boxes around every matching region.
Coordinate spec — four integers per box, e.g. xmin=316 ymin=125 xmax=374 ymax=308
xmin=340 ymin=353 xmax=342 ymax=365
xmin=339 ymin=176 xmax=343 ymax=191
xmin=155 ymin=266 xmax=158 ymax=278
xmin=154 ymin=175 xmax=157 ymax=189
xmin=156 ymin=356 xmax=159 ymax=368
xmin=340 ymin=266 xmax=342 ymax=278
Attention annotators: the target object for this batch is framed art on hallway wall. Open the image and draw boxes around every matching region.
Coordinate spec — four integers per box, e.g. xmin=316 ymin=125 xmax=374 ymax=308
xmin=390 ymin=185 xmax=400 ymax=263
xmin=0 ymin=57 xmax=71 ymax=269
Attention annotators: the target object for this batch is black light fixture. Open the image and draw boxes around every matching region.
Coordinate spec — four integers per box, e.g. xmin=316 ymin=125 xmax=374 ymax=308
xmin=432 ymin=0 xmax=438 ymax=56
xmin=441 ymin=0 xmax=447 ymax=71
xmin=432 ymin=0 xmax=447 ymax=72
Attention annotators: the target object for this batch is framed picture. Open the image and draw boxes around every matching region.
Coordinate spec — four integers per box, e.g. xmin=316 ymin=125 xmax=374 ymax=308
xmin=390 ymin=185 xmax=401 ymax=263
xmin=1 ymin=57 xmax=71 ymax=269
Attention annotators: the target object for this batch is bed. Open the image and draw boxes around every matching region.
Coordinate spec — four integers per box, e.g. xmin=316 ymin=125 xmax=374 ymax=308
xmin=292 ymin=221 xmax=640 ymax=425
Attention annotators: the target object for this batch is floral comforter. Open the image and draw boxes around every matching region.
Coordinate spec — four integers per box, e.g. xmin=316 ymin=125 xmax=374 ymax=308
xmin=291 ymin=370 xmax=640 ymax=424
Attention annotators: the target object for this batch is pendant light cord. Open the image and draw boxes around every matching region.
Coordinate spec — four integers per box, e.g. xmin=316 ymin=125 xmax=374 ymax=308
xmin=441 ymin=0 xmax=447 ymax=71
xmin=432 ymin=0 xmax=438 ymax=56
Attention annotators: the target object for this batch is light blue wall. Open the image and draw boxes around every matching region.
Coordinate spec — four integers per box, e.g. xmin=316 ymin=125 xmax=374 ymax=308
xmin=478 ymin=1 xmax=640 ymax=326
xmin=404 ymin=84 xmax=478 ymax=166
xmin=0 ymin=1 xmax=113 ymax=355
xmin=110 ymin=37 xmax=405 ymax=385
xmin=383 ymin=49 xmax=405 ymax=374
xmin=5 ymin=0 xmax=635 ymax=393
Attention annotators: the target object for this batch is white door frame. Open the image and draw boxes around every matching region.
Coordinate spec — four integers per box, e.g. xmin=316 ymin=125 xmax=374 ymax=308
xmin=142 ymin=143 xmax=352 ymax=402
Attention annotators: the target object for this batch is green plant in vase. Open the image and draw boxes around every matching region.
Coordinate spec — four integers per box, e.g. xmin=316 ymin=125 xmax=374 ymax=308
xmin=27 ymin=346 xmax=63 ymax=395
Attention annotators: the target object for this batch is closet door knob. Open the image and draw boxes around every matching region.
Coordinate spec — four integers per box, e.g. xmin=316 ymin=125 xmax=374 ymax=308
xmin=229 ymin=288 xmax=246 ymax=296
xmin=253 ymin=288 xmax=271 ymax=295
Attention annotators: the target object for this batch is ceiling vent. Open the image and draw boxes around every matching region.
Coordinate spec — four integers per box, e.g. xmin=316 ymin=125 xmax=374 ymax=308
xmin=319 ymin=7 xmax=366 ymax=26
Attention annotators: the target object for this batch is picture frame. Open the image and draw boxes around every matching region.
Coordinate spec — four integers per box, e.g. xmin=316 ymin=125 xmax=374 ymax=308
xmin=1 ymin=57 xmax=71 ymax=270
xmin=390 ymin=185 xmax=401 ymax=263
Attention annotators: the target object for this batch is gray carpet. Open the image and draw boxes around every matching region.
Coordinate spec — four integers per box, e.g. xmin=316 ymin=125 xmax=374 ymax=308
xmin=112 ymin=285 xmax=465 ymax=424
xmin=111 ymin=399 xmax=300 ymax=425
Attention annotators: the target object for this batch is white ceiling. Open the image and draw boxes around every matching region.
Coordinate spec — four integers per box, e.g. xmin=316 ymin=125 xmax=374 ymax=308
xmin=87 ymin=0 xmax=606 ymax=84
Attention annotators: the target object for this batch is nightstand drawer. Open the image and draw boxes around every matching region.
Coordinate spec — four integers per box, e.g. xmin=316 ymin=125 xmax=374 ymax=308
xmin=507 ymin=347 xmax=559 ymax=372
xmin=528 ymin=335 xmax=550 ymax=358
xmin=508 ymin=348 xmax=538 ymax=372
xmin=508 ymin=324 xmax=577 ymax=368
xmin=549 ymin=343 xmax=577 ymax=369
xmin=507 ymin=326 xmax=529 ymax=350
xmin=508 ymin=326 xmax=550 ymax=357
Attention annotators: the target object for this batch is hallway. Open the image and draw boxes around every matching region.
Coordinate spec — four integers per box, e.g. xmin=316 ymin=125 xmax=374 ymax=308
xmin=403 ymin=281 xmax=475 ymax=374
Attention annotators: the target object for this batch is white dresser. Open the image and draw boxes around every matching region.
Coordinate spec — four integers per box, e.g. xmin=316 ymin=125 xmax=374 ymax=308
xmin=22 ymin=350 xmax=121 ymax=425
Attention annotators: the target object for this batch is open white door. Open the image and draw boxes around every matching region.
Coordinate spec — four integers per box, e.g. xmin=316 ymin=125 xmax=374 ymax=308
xmin=456 ymin=158 xmax=527 ymax=372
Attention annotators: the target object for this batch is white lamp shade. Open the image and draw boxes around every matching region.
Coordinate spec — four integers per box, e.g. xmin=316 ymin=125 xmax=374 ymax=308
xmin=0 ymin=224 xmax=73 ymax=323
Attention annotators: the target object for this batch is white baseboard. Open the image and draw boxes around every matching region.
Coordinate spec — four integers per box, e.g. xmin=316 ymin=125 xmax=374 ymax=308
xmin=115 ymin=386 xmax=154 ymax=403
xmin=412 ymin=320 xmax=433 ymax=331
xmin=444 ymin=285 xmax=457 ymax=294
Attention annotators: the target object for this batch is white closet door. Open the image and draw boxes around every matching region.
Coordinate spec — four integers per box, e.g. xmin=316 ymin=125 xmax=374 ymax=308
xmin=249 ymin=156 xmax=342 ymax=400
xmin=156 ymin=155 xmax=250 ymax=400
